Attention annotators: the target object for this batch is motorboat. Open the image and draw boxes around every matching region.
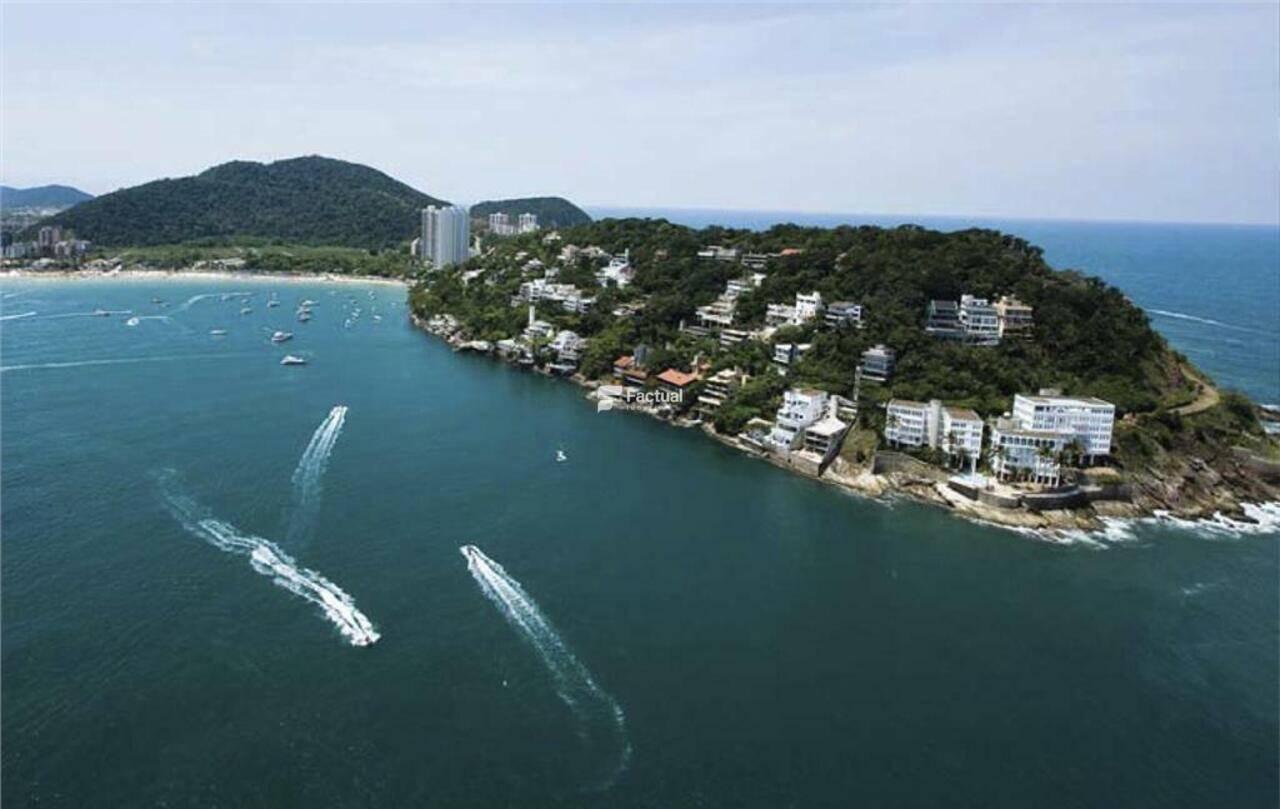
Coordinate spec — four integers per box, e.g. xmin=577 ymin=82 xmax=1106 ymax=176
xmin=240 ymin=307 xmax=253 ymax=315
xmin=209 ymin=329 xmax=228 ymax=336
xmin=270 ymin=330 xmax=293 ymax=343
xmin=92 ymin=309 xmax=110 ymax=317
xmin=280 ymin=355 xmax=307 ymax=366
xmin=556 ymin=450 xmax=568 ymax=463
xmin=297 ymin=310 xmax=311 ymax=322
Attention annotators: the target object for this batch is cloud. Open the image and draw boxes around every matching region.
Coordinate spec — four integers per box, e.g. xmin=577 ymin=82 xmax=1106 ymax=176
xmin=2 ymin=2 xmax=1276 ymax=223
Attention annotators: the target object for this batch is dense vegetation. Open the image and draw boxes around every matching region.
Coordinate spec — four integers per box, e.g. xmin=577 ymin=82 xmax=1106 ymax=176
xmin=411 ymin=218 xmax=1203 ymax=439
xmin=30 ymin=157 xmax=444 ymax=249
xmin=471 ymin=197 xmax=592 ymax=229
xmin=102 ymin=241 xmax=416 ymax=278
xmin=1 ymin=184 xmax=93 ymax=209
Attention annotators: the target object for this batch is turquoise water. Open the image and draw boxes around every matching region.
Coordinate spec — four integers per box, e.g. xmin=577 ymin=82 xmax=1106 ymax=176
xmin=2 ymin=235 xmax=1277 ymax=808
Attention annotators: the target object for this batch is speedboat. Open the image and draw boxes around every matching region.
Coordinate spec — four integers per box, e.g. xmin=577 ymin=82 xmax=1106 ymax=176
xmin=267 ymin=299 xmax=280 ymax=308
xmin=92 ymin=309 xmax=110 ymax=317
xmin=556 ymin=450 xmax=568 ymax=463
xmin=297 ymin=310 xmax=311 ymax=322
xmin=270 ymin=330 xmax=293 ymax=343
xmin=240 ymin=307 xmax=253 ymax=315
xmin=209 ymin=328 xmax=228 ymax=336
xmin=280 ymin=355 xmax=307 ymax=366
xmin=126 ymin=316 xmax=141 ymax=326
xmin=300 ymin=299 xmax=317 ymax=307
xmin=151 ymin=297 xmax=164 ymax=304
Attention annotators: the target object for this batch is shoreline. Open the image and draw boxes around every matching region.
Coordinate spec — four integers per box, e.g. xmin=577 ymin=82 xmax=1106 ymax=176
xmin=1 ymin=268 xmax=411 ymax=288
xmin=411 ymin=313 xmax=1280 ymax=541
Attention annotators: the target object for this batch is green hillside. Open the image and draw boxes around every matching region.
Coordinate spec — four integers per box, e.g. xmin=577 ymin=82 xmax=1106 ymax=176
xmin=33 ymin=156 xmax=445 ymax=249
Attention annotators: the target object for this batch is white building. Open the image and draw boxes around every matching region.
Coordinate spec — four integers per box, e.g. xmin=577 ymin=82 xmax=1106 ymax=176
xmin=990 ymin=391 xmax=1116 ymax=483
xmin=488 ymin=212 xmax=515 ymax=236
xmin=766 ymin=291 xmax=823 ymax=327
xmin=884 ymin=399 xmax=985 ymax=466
xmin=596 ymin=250 xmax=634 ymax=287
xmin=766 ymin=388 xmax=829 ymax=452
xmin=885 ymin=400 xmax=931 ymax=448
xmin=518 ymin=213 xmax=539 ymax=233
xmin=959 ymin=295 xmax=1001 ymax=345
xmin=422 ymin=205 xmax=470 ymax=268
xmin=1011 ymin=392 xmax=1115 ymax=459
xmin=795 ymin=291 xmax=824 ymax=322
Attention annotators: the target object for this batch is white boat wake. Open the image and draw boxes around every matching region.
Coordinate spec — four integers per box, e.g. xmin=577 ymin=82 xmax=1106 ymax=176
xmin=0 ymin=353 xmax=251 ymax=374
xmin=461 ymin=545 xmax=632 ymax=791
xmin=156 ymin=470 xmax=380 ymax=647
xmin=286 ymin=406 xmax=348 ymax=545
xmin=0 ymin=311 xmax=37 ymax=321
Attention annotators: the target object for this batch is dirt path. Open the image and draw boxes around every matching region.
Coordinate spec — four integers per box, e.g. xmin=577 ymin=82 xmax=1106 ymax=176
xmin=1173 ymin=366 xmax=1221 ymax=416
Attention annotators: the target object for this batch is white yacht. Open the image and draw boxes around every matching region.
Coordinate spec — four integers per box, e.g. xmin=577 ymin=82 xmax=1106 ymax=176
xmin=240 ymin=307 xmax=253 ymax=315
xmin=270 ymin=330 xmax=293 ymax=343
xmin=280 ymin=355 xmax=307 ymax=366
xmin=209 ymin=329 xmax=228 ymax=336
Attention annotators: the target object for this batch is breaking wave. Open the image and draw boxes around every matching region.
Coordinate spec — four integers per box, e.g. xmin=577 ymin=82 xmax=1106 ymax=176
xmin=156 ymin=470 xmax=379 ymax=647
xmin=461 ymin=545 xmax=631 ymax=791
xmin=286 ymin=406 xmax=348 ymax=545
xmin=1003 ymin=502 xmax=1280 ymax=547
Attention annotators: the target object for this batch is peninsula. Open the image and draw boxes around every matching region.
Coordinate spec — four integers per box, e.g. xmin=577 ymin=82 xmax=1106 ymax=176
xmin=408 ymin=217 xmax=1280 ymax=532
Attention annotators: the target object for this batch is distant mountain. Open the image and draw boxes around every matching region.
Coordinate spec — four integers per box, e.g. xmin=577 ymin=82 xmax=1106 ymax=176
xmin=35 ymin=156 xmax=447 ymax=249
xmin=471 ymin=196 xmax=591 ymax=229
xmin=0 ymin=184 xmax=94 ymax=210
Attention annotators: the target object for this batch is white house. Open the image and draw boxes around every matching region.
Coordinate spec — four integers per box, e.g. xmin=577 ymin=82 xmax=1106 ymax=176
xmin=596 ymin=250 xmax=634 ymax=287
xmin=766 ymin=388 xmax=829 ymax=452
xmin=766 ymin=291 xmax=824 ymax=328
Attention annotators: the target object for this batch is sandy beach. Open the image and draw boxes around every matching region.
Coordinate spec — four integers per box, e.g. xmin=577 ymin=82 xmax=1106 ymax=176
xmin=1 ymin=268 xmax=411 ymax=288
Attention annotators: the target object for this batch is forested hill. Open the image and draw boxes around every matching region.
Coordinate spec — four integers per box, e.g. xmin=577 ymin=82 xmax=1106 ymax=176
xmin=471 ymin=197 xmax=591 ymax=229
xmin=32 ymin=156 xmax=445 ymax=249
xmin=1 ymin=185 xmax=94 ymax=209
xmin=415 ymin=218 xmax=1200 ymax=419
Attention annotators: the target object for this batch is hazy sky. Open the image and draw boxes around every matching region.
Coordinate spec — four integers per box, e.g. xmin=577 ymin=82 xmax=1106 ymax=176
xmin=3 ymin=2 xmax=1277 ymax=224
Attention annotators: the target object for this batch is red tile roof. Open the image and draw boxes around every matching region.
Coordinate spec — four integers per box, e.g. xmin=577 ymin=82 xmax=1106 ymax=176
xmin=613 ymin=355 xmax=635 ymax=369
xmin=657 ymin=368 xmax=698 ymax=387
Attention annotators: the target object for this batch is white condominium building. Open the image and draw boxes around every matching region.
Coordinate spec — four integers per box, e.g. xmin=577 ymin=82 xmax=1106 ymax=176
xmin=885 ymin=400 xmax=931 ymax=448
xmin=518 ymin=213 xmax=539 ymax=233
xmin=422 ymin=205 xmax=470 ymax=268
xmin=884 ymin=399 xmax=985 ymax=463
xmin=990 ymin=390 xmax=1116 ymax=483
xmin=1011 ymin=392 xmax=1115 ymax=458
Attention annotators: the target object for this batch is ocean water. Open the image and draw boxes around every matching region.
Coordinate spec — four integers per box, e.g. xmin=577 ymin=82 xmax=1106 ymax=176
xmin=1 ymin=232 xmax=1277 ymax=807
xmin=591 ymin=207 xmax=1280 ymax=404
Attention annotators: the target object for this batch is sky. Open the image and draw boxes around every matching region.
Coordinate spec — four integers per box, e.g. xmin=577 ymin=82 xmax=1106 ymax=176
xmin=2 ymin=2 xmax=1277 ymax=224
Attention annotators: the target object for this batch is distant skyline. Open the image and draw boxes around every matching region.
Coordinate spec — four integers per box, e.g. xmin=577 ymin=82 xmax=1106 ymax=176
xmin=2 ymin=3 xmax=1277 ymax=225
